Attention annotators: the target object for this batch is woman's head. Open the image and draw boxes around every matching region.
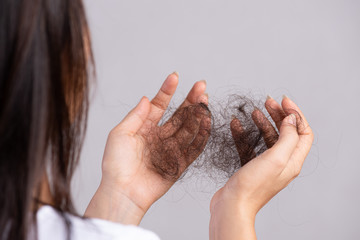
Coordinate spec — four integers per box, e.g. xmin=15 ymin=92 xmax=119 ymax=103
xmin=0 ymin=0 xmax=93 ymax=239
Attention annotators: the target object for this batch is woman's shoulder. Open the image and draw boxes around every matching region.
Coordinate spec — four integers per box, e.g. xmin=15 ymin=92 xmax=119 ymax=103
xmin=36 ymin=206 xmax=160 ymax=240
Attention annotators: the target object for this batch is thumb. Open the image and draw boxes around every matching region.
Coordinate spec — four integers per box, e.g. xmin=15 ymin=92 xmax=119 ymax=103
xmin=115 ymin=97 xmax=151 ymax=135
xmin=271 ymin=114 xmax=299 ymax=160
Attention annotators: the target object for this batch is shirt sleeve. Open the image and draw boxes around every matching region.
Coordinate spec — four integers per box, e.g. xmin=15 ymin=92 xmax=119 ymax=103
xmin=36 ymin=206 xmax=160 ymax=240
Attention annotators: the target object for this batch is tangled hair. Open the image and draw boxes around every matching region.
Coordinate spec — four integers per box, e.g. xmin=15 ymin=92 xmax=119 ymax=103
xmin=145 ymin=103 xmax=211 ymax=181
xmin=0 ymin=0 xmax=92 ymax=239
xmin=145 ymin=94 xmax=302 ymax=182
xmin=196 ymin=95 xmax=273 ymax=179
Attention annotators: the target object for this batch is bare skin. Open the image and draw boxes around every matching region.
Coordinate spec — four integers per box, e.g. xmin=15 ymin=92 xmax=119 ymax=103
xmin=37 ymin=81 xmax=313 ymax=240
xmin=209 ymin=96 xmax=314 ymax=240
xmin=84 ymin=72 xmax=210 ymax=224
xmin=36 ymin=72 xmax=210 ymax=224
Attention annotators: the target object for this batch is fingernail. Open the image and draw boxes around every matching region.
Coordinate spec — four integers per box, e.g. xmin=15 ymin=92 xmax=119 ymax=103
xmin=204 ymin=93 xmax=209 ymax=98
xmin=231 ymin=114 xmax=237 ymax=120
xmin=199 ymin=79 xmax=207 ymax=85
xmin=282 ymin=95 xmax=289 ymax=100
xmin=172 ymin=71 xmax=179 ymax=77
xmin=285 ymin=114 xmax=297 ymax=126
xmin=266 ymin=95 xmax=273 ymax=100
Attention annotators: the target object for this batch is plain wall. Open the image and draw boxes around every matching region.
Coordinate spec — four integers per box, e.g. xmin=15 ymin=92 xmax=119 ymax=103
xmin=72 ymin=0 xmax=360 ymax=239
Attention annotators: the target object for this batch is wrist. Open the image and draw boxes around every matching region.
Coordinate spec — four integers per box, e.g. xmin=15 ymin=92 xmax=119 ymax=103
xmin=210 ymin=200 xmax=257 ymax=240
xmin=211 ymin=198 xmax=257 ymax=222
xmin=84 ymin=180 xmax=147 ymax=225
xmin=210 ymin=188 xmax=258 ymax=240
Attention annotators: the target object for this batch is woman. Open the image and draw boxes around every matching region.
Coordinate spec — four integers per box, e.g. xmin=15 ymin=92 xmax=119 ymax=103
xmin=0 ymin=0 xmax=314 ymax=240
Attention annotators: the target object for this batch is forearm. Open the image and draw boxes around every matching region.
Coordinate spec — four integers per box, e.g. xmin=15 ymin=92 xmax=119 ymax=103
xmin=84 ymin=181 xmax=146 ymax=225
xmin=210 ymin=201 xmax=257 ymax=240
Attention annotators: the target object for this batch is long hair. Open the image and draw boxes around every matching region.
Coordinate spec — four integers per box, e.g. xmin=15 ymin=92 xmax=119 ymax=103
xmin=0 ymin=0 xmax=93 ymax=239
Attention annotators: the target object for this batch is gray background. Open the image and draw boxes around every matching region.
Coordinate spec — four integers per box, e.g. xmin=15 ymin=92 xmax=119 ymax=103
xmin=72 ymin=0 xmax=360 ymax=239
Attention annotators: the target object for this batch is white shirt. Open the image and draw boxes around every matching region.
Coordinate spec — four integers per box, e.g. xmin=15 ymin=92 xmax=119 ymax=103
xmin=35 ymin=206 xmax=160 ymax=240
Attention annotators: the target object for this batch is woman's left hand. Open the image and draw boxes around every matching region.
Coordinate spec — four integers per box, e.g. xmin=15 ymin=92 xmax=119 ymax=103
xmin=209 ymin=96 xmax=314 ymax=240
xmin=85 ymin=72 xmax=210 ymax=224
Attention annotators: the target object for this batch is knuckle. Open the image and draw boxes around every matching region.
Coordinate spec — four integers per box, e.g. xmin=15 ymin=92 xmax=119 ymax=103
xmin=109 ymin=126 xmax=124 ymax=138
xmin=293 ymin=167 xmax=301 ymax=178
xmin=288 ymin=161 xmax=302 ymax=178
xmin=151 ymin=98 xmax=167 ymax=111
xmin=108 ymin=128 xmax=119 ymax=138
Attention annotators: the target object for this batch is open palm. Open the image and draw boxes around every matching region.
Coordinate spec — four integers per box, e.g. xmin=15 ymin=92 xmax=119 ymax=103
xmin=97 ymin=73 xmax=210 ymax=222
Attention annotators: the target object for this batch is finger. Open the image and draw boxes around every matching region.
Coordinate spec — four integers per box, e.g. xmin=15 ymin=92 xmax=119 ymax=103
xmin=281 ymin=96 xmax=311 ymax=135
xmin=179 ymin=80 xmax=207 ymax=108
xmin=159 ymin=94 xmax=208 ymax=139
xmin=281 ymin=96 xmax=314 ymax=169
xmin=158 ymin=106 xmax=186 ymax=139
xmin=173 ymin=104 xmax=209 ymax=146
xmin=251 ymin=108 xmax=279 ymax=148
xmin=114 ymin=97 xmax=151 ymax=136
xmin=147 ymin=72 xmax=179 ymax=124
xmin=156 ymin=79 xmax=207 ymax=138
xmin=269 ymin=114 xmax=299 ymax=165
xmin=230 ymin=117 xmax=256 ymax=166
xmin=187 ymin=114 xmax=211 ymax=162
xmin=284 ymin=133 xmax=314 ymax=177
xmin=265 ymin=96 xmax=287 ymax=130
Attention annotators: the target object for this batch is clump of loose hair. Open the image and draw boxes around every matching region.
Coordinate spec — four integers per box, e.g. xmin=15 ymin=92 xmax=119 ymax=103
xmin=144 ymin=94 xmax=303 ymax=182
xmin=194 ymin=95 xmax=271 ymax=179
xmin=144 ymin=103 xmax=212 ymax=181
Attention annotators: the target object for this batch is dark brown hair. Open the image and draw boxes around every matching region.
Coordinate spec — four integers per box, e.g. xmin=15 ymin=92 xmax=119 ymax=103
xmin=0 ymin=0 xmax=93 ymax=239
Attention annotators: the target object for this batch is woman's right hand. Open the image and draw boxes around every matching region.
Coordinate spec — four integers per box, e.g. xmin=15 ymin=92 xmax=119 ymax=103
xmin=85 ymin=73 xmax=210 ymax=225
xmin=209 ymin=96 xmax=314 ymax=240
